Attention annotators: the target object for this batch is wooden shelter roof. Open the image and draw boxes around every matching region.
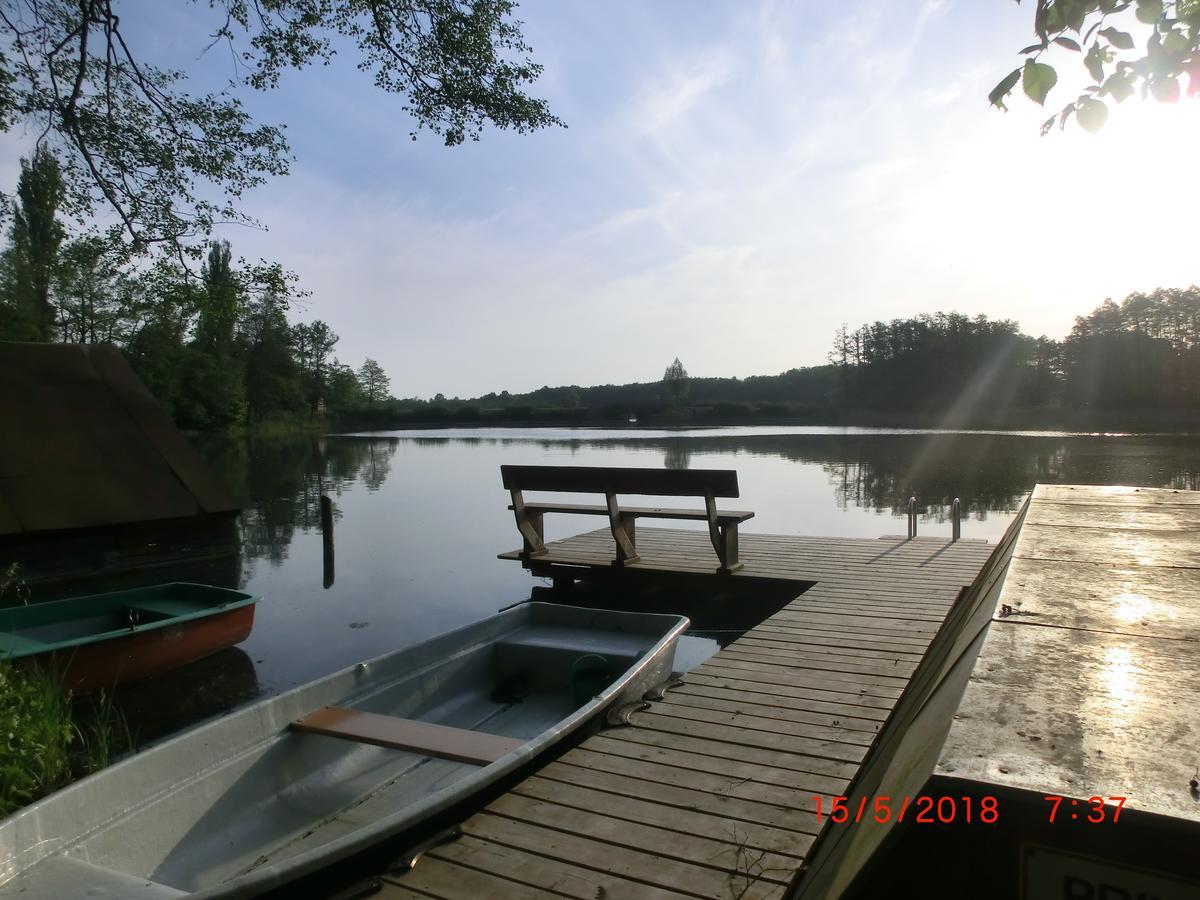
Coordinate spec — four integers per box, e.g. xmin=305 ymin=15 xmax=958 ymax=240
xmin=0 ymin=342 xmax=238 ymax=536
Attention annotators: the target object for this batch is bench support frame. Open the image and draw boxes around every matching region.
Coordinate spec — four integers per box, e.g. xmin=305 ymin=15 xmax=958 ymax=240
xmin=502 ymin=465 xmax=752 ymax=574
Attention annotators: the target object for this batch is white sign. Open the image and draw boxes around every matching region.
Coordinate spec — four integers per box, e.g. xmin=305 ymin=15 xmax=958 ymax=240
xmin=1023 ymin=845 xmax=1199 ymax=900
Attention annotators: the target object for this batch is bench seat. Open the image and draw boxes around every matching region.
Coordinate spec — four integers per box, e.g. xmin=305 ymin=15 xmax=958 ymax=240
xmin=509 ymin=502 xmax=754 ymax=524
xmin=291 ymin=707 xmax=525 ymax=766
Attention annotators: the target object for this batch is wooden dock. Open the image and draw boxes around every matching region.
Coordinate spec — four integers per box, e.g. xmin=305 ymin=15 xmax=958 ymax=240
xmin=375 ymin=527 xmax=996 ymax=899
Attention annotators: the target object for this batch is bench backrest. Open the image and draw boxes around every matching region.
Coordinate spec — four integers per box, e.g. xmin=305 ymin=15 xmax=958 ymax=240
xmin=501 ymin=464 xmax=740 ymax=498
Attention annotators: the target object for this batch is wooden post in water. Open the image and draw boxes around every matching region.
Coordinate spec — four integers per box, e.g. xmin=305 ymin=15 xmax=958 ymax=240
xmin=906 ymin=496 xmax=917 ymax=540
xmin=321 ymin=494 xmax=335 ymax=589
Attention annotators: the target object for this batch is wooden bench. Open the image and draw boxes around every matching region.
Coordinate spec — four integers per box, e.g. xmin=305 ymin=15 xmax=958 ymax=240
xmin=501 ymin=464 xmax=754 ymax=574
xmin=291 ymin=707 xmax=524 ymax=766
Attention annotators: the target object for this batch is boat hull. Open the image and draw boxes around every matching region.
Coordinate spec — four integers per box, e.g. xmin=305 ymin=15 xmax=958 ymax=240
xmin=30 ymin=605 xmax=255 ymax=693
xmin=0 ymin=602 xmax=687 ymax=899
xmin=0 ymin=583 xmax=259 ymax=692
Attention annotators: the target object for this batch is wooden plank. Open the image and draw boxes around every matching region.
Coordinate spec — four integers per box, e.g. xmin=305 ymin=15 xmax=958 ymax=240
xmin=291 ymin=707 xmax=524 ymax=765
xmin=466 ymin=811 xmax=785 ymax=900
xmin=588 ymin=731 xmax=852 ymax=796
xmin=626 ymin=710 xmax=868 ymax=767
xmin=651 ymin=699 xmax=880 ymax=747
xmin=375 ymin=883 xmax=435 ymax=899
xmin=426 ymin=835 xmax=698 ymax=900
xmin=1016 ymin=522 xmax=1200 ymax=569
xmin=660 ymin=688 xmax=885 ymax=734
xmin=1033 ymin=483 xmax=1200 ymax=506
xmin=693 ymin=660 xmax=904 ymax=702
xmin=994 ymin=554 xmax=1200 ymax=642
xmin=675 ymin=676 xmax=893 ymax=721
xmin=386 ymin=855 xmax=565 ymax=899
xmin=737 ymin=633 xmax=928 ymax=660
xmin=501 ymin=464 xmax=741 ymax=497
xmin=561 ymin=745 xmax=825 ymax=815
xmin=1025 ymin=500 xmax=1200 ymax=531
xmin=713 ymin=647 xmax=916 ymax=682
xmin=520 ymin=767 xmax=817 ymax=849
xmin=489 ymin=787 xmax=806 ymax=878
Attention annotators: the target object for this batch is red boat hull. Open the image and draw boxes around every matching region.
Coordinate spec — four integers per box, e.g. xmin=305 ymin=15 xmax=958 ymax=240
xmin=31 ymin=605 xmax=256 ymax=694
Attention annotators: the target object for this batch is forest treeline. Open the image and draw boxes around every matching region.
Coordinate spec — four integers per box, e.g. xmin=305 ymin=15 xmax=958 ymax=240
xmin=0 ymin=150 xmax=390 ymax=431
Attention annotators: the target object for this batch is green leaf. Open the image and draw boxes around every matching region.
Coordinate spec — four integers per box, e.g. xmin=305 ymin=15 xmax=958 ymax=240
xmin=1099 ymin=27 xmax=1136 ymax=49
xmin=1135 ymin=0 xmax=1164 ymax=24
xmin=989 ymin=68 xmax=1022 ymax=108
xmin=1150 ymin=75 xmax=1181 ymax=101
xmin=1054 ymin=36 xmax=1082 ymax=51
xmin=1085 ymin=44 xmax=1107 ymax=81
xmin=1101 ymin=72 xmax=1135 ymax=102
xmin=1162 ymin=29 xmax=1190 ymax=55
xmin=1041 ymin=115 xmax=1057 ymax=136
xmin=1020 ymin=43 xmax=1045 ymax=54
xmin=1023 ymin=60 xmax=1058 ymax=105
xmin=1077 ymin=97 xmax=1109 ymax=132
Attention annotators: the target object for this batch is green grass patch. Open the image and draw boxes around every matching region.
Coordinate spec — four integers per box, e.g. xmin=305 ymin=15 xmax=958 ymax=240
xmin=0 ymin=663 xmax=132 ymax=818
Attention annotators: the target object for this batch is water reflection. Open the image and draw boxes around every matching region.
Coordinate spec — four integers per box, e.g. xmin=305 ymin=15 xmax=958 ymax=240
xmin=182 ymin=427 xmax=1200 ymax=707
xmin=198 ymin=435 xmax=401 ymax=573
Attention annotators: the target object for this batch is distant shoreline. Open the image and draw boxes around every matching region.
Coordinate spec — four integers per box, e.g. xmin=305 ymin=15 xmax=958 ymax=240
xmin=324 ymin=406 xmax=1200 ymax=436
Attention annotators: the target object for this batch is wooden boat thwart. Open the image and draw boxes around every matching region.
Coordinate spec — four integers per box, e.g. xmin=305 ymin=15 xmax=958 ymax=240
xmin=0 ymin=583 xmax=257 ymax=692
xmin=0 ymin=602 xmax=688 ymax=898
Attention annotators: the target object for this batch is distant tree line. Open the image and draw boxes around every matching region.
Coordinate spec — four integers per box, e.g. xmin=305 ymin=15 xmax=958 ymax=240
xmin=830 ymin=290 xmax=1200 ymax=415
xmin=0 ymin=149 xmax=393 ymax=432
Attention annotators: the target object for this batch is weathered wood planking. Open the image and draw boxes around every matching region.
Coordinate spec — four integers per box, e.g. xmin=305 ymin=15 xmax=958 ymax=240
xmin=936 ymin=482 xmax=1200 ymax=827
xmin=501 ymin=527 xmax=987 ymax=582
xmin=372 ymin=531 xmax=994 ymax=900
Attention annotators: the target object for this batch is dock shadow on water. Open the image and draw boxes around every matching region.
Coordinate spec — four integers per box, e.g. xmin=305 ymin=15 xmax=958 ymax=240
xmin=528 ymin=577 xmax=806 ymax=672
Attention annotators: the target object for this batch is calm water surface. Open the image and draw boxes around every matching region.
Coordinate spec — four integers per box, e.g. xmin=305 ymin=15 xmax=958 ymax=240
xmin=122 ymin=426 xmax=1200 ymax=736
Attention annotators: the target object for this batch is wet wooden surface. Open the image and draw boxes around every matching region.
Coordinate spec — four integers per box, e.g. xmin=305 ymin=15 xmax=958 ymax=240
xmin=373 ymin=529 xmax=995 ymax=899
xmin=938 ymin=483 xmax=1200 ymax=824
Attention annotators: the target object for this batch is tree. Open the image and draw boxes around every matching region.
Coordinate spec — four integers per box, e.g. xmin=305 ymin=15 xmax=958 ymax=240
xmin=662 ymin=357 xmax=690 ymax=406
xmin=195 ymin=242 xmax=241 ymax=353
xmin=991 ymin=1 xmax=1200 ymax=133
xmin=54 ymin=236 xmax=127 ymax=344
xmin=358 ymin=358 xmax=391 ymax=408
xmin=241 ymin=291 xmax=304 ymax=423
xmin=0 ymin=1 xmax=562 ymax=259
xmin=292 ymin=321 xmax=340 ymax=416
xmin=6 ymin=147 xmax=64 ymax=340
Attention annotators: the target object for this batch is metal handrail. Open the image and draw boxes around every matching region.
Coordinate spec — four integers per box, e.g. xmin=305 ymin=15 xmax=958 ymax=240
xmin=906 ymin=496 xmax=917 ymax=540
xmin=952 ymin=497 xmax=961 ymax=542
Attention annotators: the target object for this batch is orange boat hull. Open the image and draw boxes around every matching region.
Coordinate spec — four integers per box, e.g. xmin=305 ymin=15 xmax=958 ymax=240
xmin=33 ymin=605 xmax=256 ymax=694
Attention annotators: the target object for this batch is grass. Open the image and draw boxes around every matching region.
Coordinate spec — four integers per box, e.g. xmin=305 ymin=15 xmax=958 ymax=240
xmin=0 ymin=662 xmax=134 ymax=818
xmin=0 ymin=565 xmax=134 ymax=818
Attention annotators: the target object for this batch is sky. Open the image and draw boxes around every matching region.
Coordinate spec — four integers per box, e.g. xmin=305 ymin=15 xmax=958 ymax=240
xmin=3 ymin=1 xmax=1199 ymax=398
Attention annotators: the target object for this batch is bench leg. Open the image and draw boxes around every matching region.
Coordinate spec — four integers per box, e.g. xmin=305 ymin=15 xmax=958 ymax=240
xmin=714 ymin=524 xmax=743 ymax=575
xmin=512 ymin=491 xmax=546 ymax=559
xmin=606 ymin=494 xmax=640 ymax=566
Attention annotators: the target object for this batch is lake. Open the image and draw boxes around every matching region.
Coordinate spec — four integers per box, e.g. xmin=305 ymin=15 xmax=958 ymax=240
xmin=116 ymin=426 xmax=1200 ymax=738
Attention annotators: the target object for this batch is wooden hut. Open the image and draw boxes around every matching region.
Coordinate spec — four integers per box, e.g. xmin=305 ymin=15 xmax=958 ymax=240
xmin=0 ymin=342 xmax=240 ymax=596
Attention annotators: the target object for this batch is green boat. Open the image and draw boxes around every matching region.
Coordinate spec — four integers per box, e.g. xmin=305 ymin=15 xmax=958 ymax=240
xmin=0 ymin=583 xmax=258 ymax=692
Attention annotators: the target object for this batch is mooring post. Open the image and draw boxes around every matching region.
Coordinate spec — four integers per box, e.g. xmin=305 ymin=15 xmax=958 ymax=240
xmin=952 ymin=497 xmax=961 ymax=542
xmin=907 ymin=496 xmax=917 ymax=540
xmin=321 ymin=494 xmax=335 ymax=589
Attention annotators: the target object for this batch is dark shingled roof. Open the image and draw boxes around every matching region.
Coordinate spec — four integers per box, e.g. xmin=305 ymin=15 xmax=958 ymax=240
xmin=0 ymin=342 xmax=238 ymax=536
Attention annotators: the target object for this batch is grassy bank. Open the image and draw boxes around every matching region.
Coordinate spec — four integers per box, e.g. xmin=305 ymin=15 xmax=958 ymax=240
xmin=0 ymin=663 xmax=131 ymax=817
